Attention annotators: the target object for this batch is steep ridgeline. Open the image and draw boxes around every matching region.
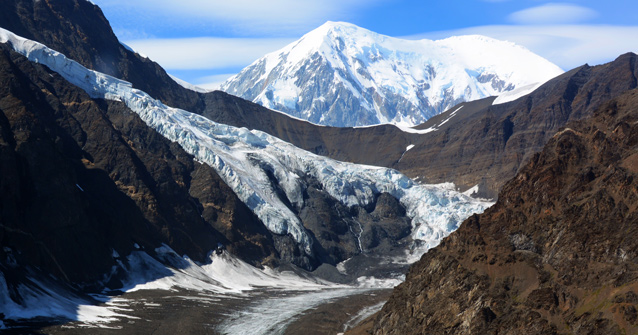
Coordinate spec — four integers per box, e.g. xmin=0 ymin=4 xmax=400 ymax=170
xmin=221 ymin=21 xmax=563 ymax=127
xmin=371 ymin=88 xmax=638 ymax=334
xmin=0 ymin=22 xmax=489 ymax=320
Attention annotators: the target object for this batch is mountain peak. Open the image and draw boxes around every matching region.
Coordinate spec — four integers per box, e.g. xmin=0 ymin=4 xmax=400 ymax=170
xmin=222 ymin=23 xmax=564 ymax=127
xmin=285 ymin=21 xmax=380 ymax=57
xmin=316 ymin=20 xmax=359 ymax=31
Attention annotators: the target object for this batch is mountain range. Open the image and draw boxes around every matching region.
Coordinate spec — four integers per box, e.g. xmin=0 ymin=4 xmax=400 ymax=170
xmin=221 ymin=21 xmax=564 ymax=127
xmin=1 ymin=0 xmax=638 ymax=333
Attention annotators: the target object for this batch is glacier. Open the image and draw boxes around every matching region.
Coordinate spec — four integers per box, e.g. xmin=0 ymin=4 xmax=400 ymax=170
xmin=221 ymin=21 xmax=564 ymax=127
xmin=0 ymin=27 xmax=492 ymax=260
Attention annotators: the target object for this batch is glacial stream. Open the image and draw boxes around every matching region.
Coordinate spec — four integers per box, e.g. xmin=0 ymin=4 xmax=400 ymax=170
xmin=217 ymin=288 xmax=386 ymax=334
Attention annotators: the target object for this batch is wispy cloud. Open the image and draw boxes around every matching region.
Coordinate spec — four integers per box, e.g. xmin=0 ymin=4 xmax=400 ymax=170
xmin=93 ymin=0 xmax=385 ymax=36
xmin=410 ymin=25 xmax=638 ymax=70
xmin=508 ymin=3 xmax=598 ymax=25
xmin=125 ymin=37 xmax=295 ymax=70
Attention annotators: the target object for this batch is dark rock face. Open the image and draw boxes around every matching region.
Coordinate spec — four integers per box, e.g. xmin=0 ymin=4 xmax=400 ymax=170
xmin=298 ymin=180 xmax=412 ymax=265
xmin=372 ymin=89 xmax=638 ymax=334
xmin=0 ymin=44 xmax=277 ymax=288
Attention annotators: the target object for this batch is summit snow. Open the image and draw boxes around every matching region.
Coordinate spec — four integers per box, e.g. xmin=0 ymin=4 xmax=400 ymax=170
xmin=221 ymin=21 xmax=564 ymax=127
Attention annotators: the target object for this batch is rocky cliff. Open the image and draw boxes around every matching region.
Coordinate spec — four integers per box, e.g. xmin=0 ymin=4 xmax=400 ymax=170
xmin=0 ymin=0 xmax=202 ymax=112
xmin=371 ymin=88 xmax=638 ymax=334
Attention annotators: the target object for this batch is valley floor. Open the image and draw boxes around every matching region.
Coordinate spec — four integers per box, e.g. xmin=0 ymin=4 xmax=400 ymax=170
xmin=5 ymin=287 xmax=391 ymax=335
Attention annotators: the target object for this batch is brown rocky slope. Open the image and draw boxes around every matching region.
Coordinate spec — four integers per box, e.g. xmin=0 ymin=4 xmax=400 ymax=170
xmin=371 ymin=88 xmax=638 ymax=334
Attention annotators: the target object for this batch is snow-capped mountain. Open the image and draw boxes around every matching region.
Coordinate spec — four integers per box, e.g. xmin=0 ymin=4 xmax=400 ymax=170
xmin=221 ymin=21 xmax=564 ymax=127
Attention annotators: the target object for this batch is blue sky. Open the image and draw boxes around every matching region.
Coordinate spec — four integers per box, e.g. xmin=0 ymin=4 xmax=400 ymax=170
xmin=91 ymin=0 xmax=638 ymax=89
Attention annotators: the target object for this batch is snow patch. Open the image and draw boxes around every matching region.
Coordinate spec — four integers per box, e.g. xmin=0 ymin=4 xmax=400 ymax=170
xmin=0 ymin=272 xmax=133 ymax=327
xmin=437 ymin=105 xmax=464 ymax=127
xmin=462 ymin=184 xmax=480 ymax=197
xmin=355 ymin=276 xmax=403 ymax=289
xmin=117 ymin=244 xmax=331 ymax=294
xmin=394 ymin=123 xmax=438 ymax=134
xmin=398 ymin=144 xmax=416 ymax=163
xmin=493 ymin=82 xmax=543 ymax=105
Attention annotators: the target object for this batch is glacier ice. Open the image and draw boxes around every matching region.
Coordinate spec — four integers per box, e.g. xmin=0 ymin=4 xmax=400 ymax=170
xmin=0 ymin=27 xmax=492 ymax=259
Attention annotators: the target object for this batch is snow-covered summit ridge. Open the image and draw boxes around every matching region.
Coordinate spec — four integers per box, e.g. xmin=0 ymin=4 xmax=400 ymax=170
xmin=0 ymin=27 xmax=491 ymax=260
xmin=221 ymin=21 xmax=564 ymax=127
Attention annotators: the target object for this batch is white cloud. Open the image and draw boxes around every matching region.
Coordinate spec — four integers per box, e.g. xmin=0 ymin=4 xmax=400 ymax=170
xmin=508 ymin=3 xmax=598 ymax=25
xmin=407 ymin=25 xmax=638 ymax=71
xmin=125 ymin=37 xmax=295 ymax=70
